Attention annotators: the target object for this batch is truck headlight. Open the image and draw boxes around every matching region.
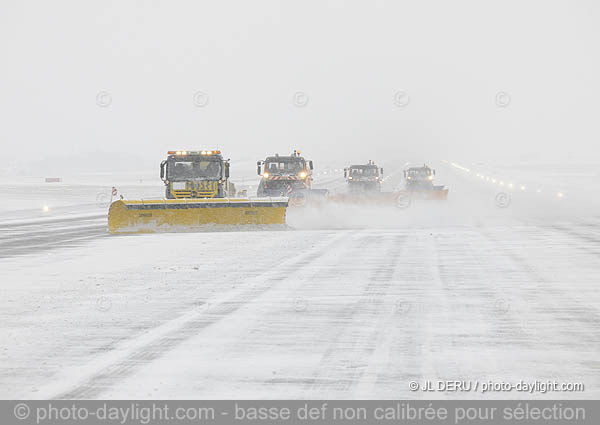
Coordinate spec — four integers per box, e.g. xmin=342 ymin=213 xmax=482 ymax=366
xmin=172 ymin=182 xmax=186 ymax=190
xmin=299 ymin=171 xmax=307 ymax=178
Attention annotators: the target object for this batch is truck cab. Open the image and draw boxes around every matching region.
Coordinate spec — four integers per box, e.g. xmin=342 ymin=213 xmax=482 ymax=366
xmin=403 ymin=165 xmax=436 ymax=191
xmin=256 ymin=150 xmax=314 ymax=196
xmin=160 ymin=150 xmax=235 ymax=199
xmin=344 ymin=161 xmax=383 ymax=192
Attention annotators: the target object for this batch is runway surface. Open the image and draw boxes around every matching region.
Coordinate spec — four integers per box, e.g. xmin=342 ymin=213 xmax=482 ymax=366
xmin=1 ymin=161 xmax=598 ymax=399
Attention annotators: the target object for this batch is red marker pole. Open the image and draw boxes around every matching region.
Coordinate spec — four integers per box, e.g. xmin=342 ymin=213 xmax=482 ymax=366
xmin=110 ymin=186 xmax=117 ymax=204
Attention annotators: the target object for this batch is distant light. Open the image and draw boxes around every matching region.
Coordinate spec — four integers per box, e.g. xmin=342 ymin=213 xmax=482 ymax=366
xmin=492 ymin=179 xmax=496 ymax=183
xmin=476 ymin=173 xmax=480 ymax=177
xmin=537 ymin=189 xmax=541 ymax=193
xmin=499 ymin=181 xmax=504 ymax=186
xmin=508 ymin=183 xmax=514 ymax=189
xmin=451 ymin=162 xmax=470 ymax=172
xmin=520 ymin=185 xmax=526 ymax=191
xmin=43 ymin=206 xmax=50 ymax=212
xmin=557 ymin=192 xmax=564 ymax=198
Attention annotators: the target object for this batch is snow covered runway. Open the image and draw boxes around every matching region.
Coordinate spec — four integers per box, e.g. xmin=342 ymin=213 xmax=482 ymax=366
xmin=1 ymin=163 xmax=599 ymax=399
xmin=1 ymin=221 xmax=598 ymax=398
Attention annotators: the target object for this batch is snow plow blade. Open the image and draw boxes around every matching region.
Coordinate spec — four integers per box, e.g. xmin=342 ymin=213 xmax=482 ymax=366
xmin=327 ymin=192 xmax=400 ymax=205
xmin=287 ymin=189 xmax=329 ymax=207
xmin=108 ymin=198 xmax=288 ymax=234
xmin=410 ymin=187 xmax=449 ymax=200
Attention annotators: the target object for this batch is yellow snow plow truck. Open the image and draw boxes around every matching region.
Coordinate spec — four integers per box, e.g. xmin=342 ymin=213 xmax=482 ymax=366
xmin=108 ymin=150 xmax=288 ymax=233
xmin=161 ymin=149 xmax=235 ymax=199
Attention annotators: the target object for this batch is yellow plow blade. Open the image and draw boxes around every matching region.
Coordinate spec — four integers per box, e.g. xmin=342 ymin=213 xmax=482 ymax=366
xmin=108 ymin=198 xmax=288 ymax=234
xmin=409 ymin=188 xmax=449 ymax=200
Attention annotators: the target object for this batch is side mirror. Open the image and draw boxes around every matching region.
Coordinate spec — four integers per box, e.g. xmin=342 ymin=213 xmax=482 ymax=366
xmin=403 ymin=171 xmax=407 ymax=178
xmin=380 ymin=168 xmax=384 ymax=175
xmin=160 ymin=161 xmax=166 ymax=179
xmin=225 ymin=163 xmax=230 ymax=178
xmin=257 ymin=165 xmax=261 ymax=175
xmin=433 ymin=169 xmax=436 ymax=175
xmin=344 ymin=169 xmax=347 ymax=178
xmin=309 ymin=160 xmax=314 ymax=170
xmin=256 ymin=161 xmax=261 ymax=166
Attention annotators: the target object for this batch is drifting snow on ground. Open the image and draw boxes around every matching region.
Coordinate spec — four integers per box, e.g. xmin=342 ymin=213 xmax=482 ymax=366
xmin=0 ymin=160 xmax=599 ymax=399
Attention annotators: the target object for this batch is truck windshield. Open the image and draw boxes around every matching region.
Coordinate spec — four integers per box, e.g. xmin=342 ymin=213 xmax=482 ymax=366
xmin=350 ymin=167 xmax=377 ymax=177
xmin=408 ymin=169 xmax=430 ymax=179
xmin=265 ymin=160 xmax=304 ymax=174
xmin=168 ymin=160 xmax=221 ymax=179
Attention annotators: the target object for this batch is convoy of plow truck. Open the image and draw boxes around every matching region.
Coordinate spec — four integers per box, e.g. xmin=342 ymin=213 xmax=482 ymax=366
xmin=107 ymin=150 xmax=449 ymax=233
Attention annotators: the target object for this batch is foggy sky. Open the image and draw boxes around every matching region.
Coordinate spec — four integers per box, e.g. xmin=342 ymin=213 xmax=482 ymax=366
xmin=2 ymin=0 xmax=599 ymax=171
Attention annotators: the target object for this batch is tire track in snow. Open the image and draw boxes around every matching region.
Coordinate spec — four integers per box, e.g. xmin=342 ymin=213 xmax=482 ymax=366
xmin=474 ymin=224 xmax=600 ymax=392
xmin=476 ymin=225 xmax=600 ymax=344
xmin=49 ymin=230 xmax=355 ymax=399
xmin=388 ymin=230 xmax=466 ymax=399
xmin=177 ymin=230 xmax=373 ymax=396
xmin=372 ymin=229 xmax=465 ymax=398
xmin=0 ymin=225 xmax=107 ymax=257
xmin=514 ymin=217 xmax=600 ymax=257
xmin=350 ymin=232 xmax=415 ymax=397
xmin=302 ymin=232 xmax=405 ymax=396
xmin=0 ymin=213 xmax=105 ymax=229
xmin=548 ymin=224 xmax=600 ymax=256
xmin=434 ymin=226 xmax=534 ymax=389
xmin=0 ymin=216 xmax=107 ymax=258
